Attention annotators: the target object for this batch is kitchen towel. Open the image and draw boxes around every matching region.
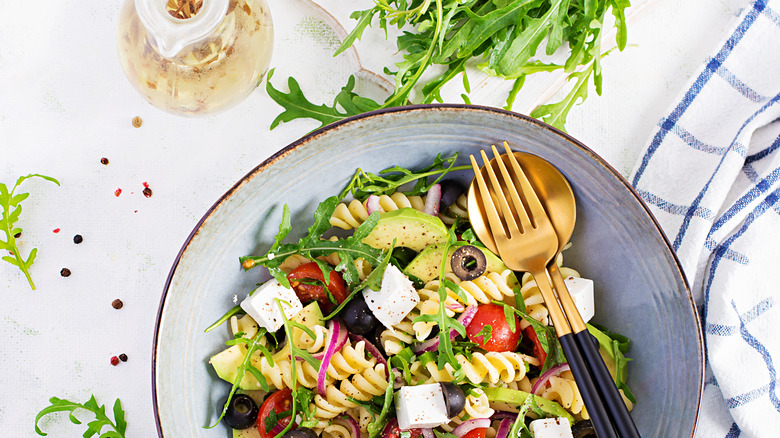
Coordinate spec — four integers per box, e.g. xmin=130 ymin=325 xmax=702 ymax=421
xmin=630 ymin=0 xmax=780 ymax=435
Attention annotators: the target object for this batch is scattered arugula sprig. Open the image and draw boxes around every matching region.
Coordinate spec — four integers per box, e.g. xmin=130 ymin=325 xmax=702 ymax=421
xmin=413 ymin=224 xmax=468 ymax=379
xmin=266 ymin=0 xmax=630 ymax=131
xmin=273 ymin=299 xmax=323 ymax=437
xmin=339 ymin=152 xmax=469 ymax=201
xmin=34 ymin=395 xmax=126 ymax=438
xmin=1 ymin=174 xmax=59 ymax=290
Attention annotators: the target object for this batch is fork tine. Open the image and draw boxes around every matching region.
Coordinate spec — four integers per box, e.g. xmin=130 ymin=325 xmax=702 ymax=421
xmin=502 ymin=142 xmax=549 ymax=225
xmin=480 ymin=149 xmax=523 ymax=236
xmin=490 ymin=144 xmax=535 ymax=231
xmin=470 ymin=155 xmax=507 ymax=241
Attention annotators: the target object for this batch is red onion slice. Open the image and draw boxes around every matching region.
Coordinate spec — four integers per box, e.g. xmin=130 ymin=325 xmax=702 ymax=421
xmin=366 ymin=195 xmax=381 ymax=215
xmin=452 ymin=418 xmax=491 ymax=437
xmin=496 ymin=418 xmax=512 ymax=438
xmin=349 ymin=333 xmax=389 ymax=378
xmin=531 ymin=363 xmax=571 ymax=395
xmin=304 ymin=320 xmax=348 ymax=361
xmin=334 ymin=414 xmax=360 ymax=437
xmin=421 ymin=428 xmax=435 ymax=438
xmin=423 ymin=184 xmax=442 ymax=216
xmin=317 ymin=319 xmax=346 ymax=396
xmin=413 ymin=305 xmax=478 ymax=355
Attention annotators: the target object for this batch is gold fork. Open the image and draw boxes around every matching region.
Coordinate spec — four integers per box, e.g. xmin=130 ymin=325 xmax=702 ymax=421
xmin=470 ymin=144 xmax=639 ymax=438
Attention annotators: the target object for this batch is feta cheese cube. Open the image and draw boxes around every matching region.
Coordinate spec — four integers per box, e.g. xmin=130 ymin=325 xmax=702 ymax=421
xmin=363 ymin=264 xmax=419 ymax=328
xmin=529 ymin=417 xmax=573 ymax=438
xmin=240 ymin=279 xmax=302 ymax=332
xmin=564 ymin=277 xmax=595 ymax=323
xmin=395 ymin=384 xmax=450 ymax=429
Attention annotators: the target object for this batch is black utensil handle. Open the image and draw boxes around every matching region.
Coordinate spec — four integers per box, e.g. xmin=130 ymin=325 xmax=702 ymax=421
xmin=559 ymin=333 xmax=617 ymax=438
xmin=575 ymin=330 xmax=641 ymax=438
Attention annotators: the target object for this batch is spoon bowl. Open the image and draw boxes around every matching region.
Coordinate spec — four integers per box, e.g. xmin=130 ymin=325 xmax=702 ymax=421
xmin=467 ymin=150 xmax=576 ymax=256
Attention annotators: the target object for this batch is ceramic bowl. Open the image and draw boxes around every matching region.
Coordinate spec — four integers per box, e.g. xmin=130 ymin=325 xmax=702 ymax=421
xmin=153 ymin=105 xmax=703 ymax=437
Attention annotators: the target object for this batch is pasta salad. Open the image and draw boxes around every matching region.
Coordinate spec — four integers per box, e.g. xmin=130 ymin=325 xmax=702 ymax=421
xmin=205 ymin=153 xmax=635 ymax=438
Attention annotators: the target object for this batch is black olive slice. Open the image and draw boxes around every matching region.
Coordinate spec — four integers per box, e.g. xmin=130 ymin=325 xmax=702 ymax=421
xmin=571 ymin=420 xmax=597 ymax=438
xmin=450 ymin=245 xmax=487 ymax=281
xmin=283 ymin=428 xmax=318 ymax=438
xmin=440 ymin=382 xmax=466 ymax=418
xmin=221 ymin=393 xmax=259 ymax=430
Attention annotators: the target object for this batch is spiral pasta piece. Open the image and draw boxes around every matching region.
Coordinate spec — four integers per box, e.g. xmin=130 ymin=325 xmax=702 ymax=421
xmin=439 ymin=193 xmax=469 ymax=225
xmin=325 ymin=340 xmax=377 ymax=380
xmin=457 ymin=351 xmax=535 ymax=385
xmin=537 ymin=370 xmax=588 ymax=420
xmin=311 ymin=364 xmax=390 ymax=420
xmin=329 ymin=192 xmax=427 ymax=230
xmin=456 ymin=270 xmax=520 ymax=306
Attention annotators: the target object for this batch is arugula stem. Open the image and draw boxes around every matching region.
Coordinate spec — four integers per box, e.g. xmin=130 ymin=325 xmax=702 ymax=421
xmin=204 ymin=305 xmax=242 ymax=333
xmin=380 ymin=0 xmax=443 ymax=108
xmin=2 ymin=185 xmax=35 ymax=290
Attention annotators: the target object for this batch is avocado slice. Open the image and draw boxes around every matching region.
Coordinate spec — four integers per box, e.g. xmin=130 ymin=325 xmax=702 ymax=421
xmin=482 ymin=386 xmax=575 ymax=425
xmin=233 ymin=426 xmax=261 ymax=438
xmin=361 ymin=208 xmax=448 ymax=252
xmin=209 ymin=302 xmax=324 ymax=390
xmin=404 ymin=241 xmax=509 ymax=283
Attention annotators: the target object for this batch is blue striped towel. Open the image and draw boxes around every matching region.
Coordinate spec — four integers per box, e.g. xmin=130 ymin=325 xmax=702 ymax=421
xmin=630 ymin=0 xmax=780 ymax=435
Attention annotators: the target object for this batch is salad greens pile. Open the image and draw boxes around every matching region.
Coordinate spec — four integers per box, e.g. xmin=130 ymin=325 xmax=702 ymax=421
xmin=1 ymin=174 xmax=59 ymax=290
xmin=267 ymin=0 xmax=630 ymax=131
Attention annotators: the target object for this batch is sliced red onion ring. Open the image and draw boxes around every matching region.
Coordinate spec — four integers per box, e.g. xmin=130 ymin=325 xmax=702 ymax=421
xmin=452 ymin=418 xmax=491 ymax=437
xmin=496 ymin=418 xmax=512 ymax=438
xmin=413 ymin=305 xmax=478 ymax=355
xmin=307 ymin=319 xmax=348 ymax=361
xmin=531 ymin=363 xmax=571 ymax=395
xmin=491 ymin=411 xmax=517 ymax=420
xmin=423 ymin=183 xmax=442 ymax=216
xmin=334 ymin=414 xmax=360 ymax=437
xmin=366 ymin=195 xmax=381 ymax=215
xmin=317 ymin=319 xmax=346 ymax=396
xmin=349 ymin=333 xmax=389 ymax=378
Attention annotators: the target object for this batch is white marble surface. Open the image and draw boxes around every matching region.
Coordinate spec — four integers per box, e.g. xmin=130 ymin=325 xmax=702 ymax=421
xmin=0 ymin=0 xmax=746 ymax=436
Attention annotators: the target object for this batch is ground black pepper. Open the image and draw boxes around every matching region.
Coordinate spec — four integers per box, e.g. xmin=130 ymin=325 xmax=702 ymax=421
xmin=60 ymin=268 xmax=71 ymax=277
xmin=112 ymin=299 xmax=124 ymax=309
xmin=143 ymin=187 xmax=153 ymax=198
xmin=119 ymin=353 xmax=128 ymax=362
xmin=100 ymin=157 xmax=109 ymax=165
xmin=14 ymin=231 xmax=21 ymax=238
xmin=73 ymin=234 xmax=83 ymax=244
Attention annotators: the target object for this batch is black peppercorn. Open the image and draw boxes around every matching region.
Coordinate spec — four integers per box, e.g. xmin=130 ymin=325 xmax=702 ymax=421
xmin=112 ymin=299 xmax=124 ymax=309
xmin=73 ymin=234 xmax=83 ymax=244
xmin=118 ymin=353 xmax=128 ymax=362
xmin=60 ymin=268 xmax=71 ymax=277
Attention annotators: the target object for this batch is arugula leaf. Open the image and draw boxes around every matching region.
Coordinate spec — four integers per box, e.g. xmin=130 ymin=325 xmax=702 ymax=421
xmin=338 ymin=153 xmax=469 ymax=201
xmin=239 ymin=197 xmax=383 ymax=290
xmin=35 ymin=395 xmax=126 ymax=437
xmin=1 ymin=174 xmax=59 ymax=290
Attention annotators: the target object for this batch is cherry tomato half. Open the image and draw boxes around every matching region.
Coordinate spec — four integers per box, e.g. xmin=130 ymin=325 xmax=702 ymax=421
xmin=466 ymin=303 xmax=522 ymax=352
xmin=463 ymin=428 xmax=487 ymax=438
xmin=286 ymin=262 xmax=347 ymax=312
xmin=381 ymin=418 xmax=422 ymax=438
xmin=257 ymin=388 xmax=296 ymax=438
xmin=523 ymin=325 xmax=547 ymax=366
